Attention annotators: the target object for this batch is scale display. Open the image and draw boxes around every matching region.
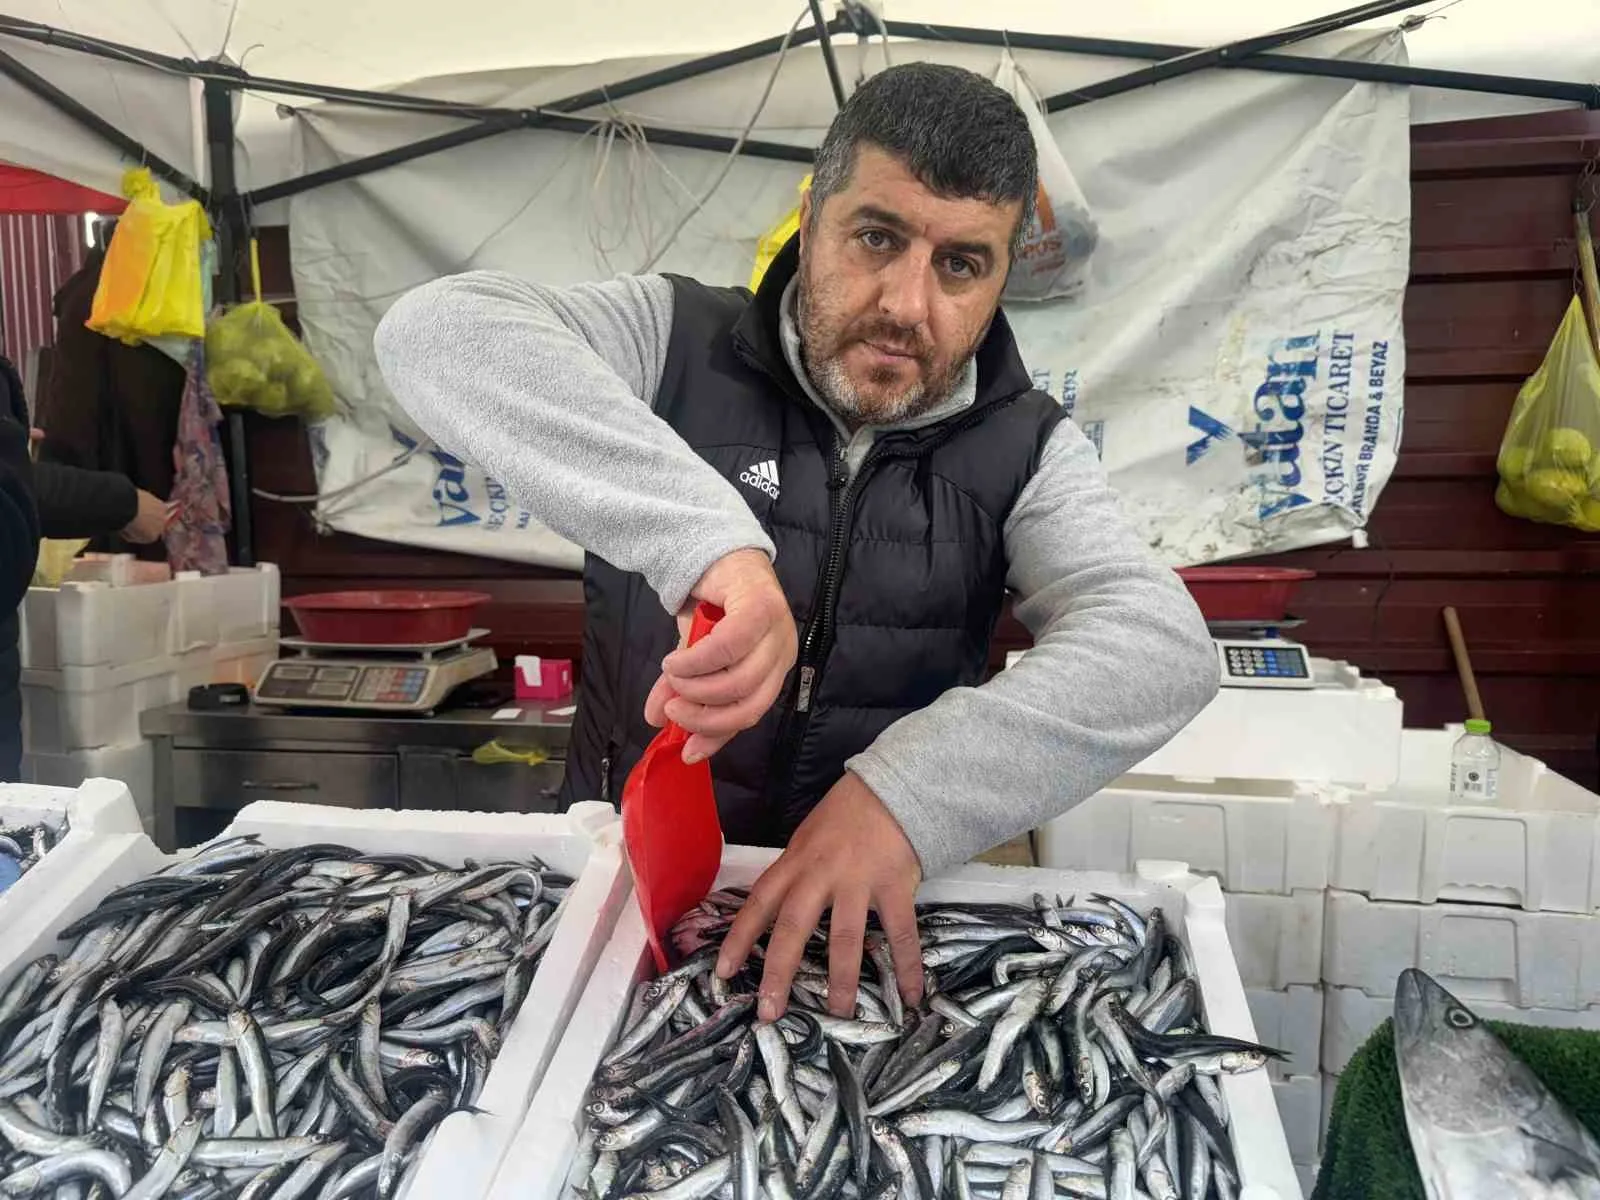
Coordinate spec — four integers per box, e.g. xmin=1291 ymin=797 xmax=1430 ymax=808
xmin=1214 ymin=637 xmax=1315 ymax=690
xmin=254 ymin=645 xmax=496 ymax=713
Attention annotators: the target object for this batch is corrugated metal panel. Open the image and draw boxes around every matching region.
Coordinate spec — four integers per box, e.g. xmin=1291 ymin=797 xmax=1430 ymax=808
xmin=0 ymin=213 xmax=85 ymax=397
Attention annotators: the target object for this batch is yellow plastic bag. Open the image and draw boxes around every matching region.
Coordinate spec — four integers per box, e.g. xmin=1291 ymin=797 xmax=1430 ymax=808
xmin=1496 ymin=296 xmax=1600 ymax=532
xmin=87 ymin=168 xmax=210 ymax=344
xmin=749 ymin=174 xmax=810 ymax=292
xmin=31 ymin=539 xmax=90 ymax=587
xmin=205 ymin=238 xmax=336 ymax=420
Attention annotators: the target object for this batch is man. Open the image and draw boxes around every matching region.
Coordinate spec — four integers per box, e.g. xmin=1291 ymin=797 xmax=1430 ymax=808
xmin=376 ymin=62 xmax=1219 ymax=1020
xmin=0 ymin=356 xmax=38 ymax=782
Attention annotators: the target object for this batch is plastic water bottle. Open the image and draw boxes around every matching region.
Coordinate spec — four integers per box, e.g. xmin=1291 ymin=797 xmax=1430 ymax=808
xmin=1450 ymin=718 xmax=1501 ymax=803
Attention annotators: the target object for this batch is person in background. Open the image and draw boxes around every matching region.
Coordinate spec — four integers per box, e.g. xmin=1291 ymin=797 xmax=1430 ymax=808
xmin=0 ymin=355 xmax=171 ymax=549
xmin=0 ymin=357 xmax=38 ymax=782
xmin=377 ymin=63 xmax=1219 ymax=1019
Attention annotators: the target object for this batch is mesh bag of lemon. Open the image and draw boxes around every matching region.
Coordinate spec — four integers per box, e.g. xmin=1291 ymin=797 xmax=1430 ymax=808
xmin=1496 ymin=295 xmax=1600 ymax=532
xmin=205 ymin=237 xmax=336 ymax=420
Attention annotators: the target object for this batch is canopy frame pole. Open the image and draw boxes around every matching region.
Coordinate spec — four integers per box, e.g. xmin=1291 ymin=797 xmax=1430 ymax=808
xmin=202 ymin=76 xmax=255 ymax=568
xmin=1041 ymin=0 xmax=1432 ymax=111
xmin=808 ymin=0 xmax=848 ymax=108
xmin=0 ymin=41 xmax=208 ymax=201
xmin=883 ymin=21 xmax=1600 ymax=109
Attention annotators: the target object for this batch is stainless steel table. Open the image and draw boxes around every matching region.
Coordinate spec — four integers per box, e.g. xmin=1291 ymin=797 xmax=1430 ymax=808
xmin=140 ymin=701 xmax=576 ymax=850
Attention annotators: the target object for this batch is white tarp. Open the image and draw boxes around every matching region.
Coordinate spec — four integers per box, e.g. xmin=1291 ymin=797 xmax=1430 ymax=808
xmin=286 ymin=28 xmax=1408 ymax=567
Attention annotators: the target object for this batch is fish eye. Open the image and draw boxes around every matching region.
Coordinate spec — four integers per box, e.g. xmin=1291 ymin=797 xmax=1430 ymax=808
xmin=1447 ymin=1007 xmax=1475 ymax=1029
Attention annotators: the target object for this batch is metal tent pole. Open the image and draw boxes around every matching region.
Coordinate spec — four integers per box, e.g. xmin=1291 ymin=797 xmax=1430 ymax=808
xmin=881 ymin=20 xmax=1600 ymax=108
xmin=0 ymin=42 xmax=207 ymax=200
xmin=1043 ymin=0 xmax=1433 ymax=111
xmin=808 ymin=0 xmax=848 ymax=107
xmin=202 ymin=78 xmax=254 ymax=568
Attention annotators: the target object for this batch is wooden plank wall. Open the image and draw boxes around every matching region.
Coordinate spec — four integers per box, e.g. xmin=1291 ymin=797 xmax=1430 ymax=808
xmin=247 ymin=106 xmax=1600 ymax=788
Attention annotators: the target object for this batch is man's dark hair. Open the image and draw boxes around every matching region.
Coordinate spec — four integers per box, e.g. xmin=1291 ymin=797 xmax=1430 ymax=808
xmin=809 ymin=62 xmax=1038 ymax=261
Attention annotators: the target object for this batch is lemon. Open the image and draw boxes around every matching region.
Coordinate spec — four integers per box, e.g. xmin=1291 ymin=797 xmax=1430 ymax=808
xmin=1524 ymin=467 xmax=1586 ymax=510
xmin=1499 ymin=445 xmax=1532 ymax=480
xmin=1588 ymin=455 xmax=1600 ymax=497
xmin=1543 ymin=427 xmax=1593 ymax=469
xmin=1495 ymin=482 xmax=1529 ymax=518
xmin=1577 ymin=497 xmax=1600 ymax=532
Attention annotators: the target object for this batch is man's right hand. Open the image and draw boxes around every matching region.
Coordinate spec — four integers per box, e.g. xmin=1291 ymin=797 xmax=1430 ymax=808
xmin=644 ymin=548 xmax=797 ymax=764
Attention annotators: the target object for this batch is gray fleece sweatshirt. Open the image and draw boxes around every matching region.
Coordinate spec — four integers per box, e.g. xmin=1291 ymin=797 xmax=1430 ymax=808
xmin=373 ymin=270 xmax=1220 ymax=873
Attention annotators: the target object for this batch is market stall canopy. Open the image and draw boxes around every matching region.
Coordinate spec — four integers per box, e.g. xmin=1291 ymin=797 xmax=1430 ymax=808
xmin=0 ymin=163 xmax=122 ymax=215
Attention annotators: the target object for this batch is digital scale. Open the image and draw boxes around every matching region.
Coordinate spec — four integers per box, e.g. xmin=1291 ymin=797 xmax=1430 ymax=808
xmin=1209 ymin=619 xmax=1316 ymax=690
xmin=253 ymin=630 xmax=498 ymax=714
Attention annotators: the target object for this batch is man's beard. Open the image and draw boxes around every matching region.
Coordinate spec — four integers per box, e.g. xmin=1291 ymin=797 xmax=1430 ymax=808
xmin=796 ymin=258 xmax=978 ymax=427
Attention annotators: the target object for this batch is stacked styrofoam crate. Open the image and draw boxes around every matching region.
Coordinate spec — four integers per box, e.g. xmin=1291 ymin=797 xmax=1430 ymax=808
xmin=18 ymin=562 xmax=280 ymax=830
xmin=1321 ymin=726 xmax=1600 ymax=1126
xmin=1031 ymin=657 xmax=1405 ymax=1189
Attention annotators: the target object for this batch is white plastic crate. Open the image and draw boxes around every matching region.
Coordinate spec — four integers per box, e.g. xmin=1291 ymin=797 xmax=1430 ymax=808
xmin=1247 ymin=985 xmax=1324 ymax=1080
xmin=1296 ymin=1163 xmax=1319 ymax=1199
xmin=1331 ymin=727 xmax=1600 ymax=913
xmin=0 ymin=778 xmax=144 ymax=913
xmin=1321 ymin=984 xmax=1600 ymax=1076
xmin=489 ymin=854 xmax=1302 ymax=1200
xmin=20 ymin=563 xmax=279 ymax=671
xmin=22 ymin=636 xmax=275 ymax=752
xmin=22 ymin=741 xmax=155 ymax=834
xmin=1271 ymin=1073 xmax=1325 ymax=1168
xmin=0 ymin=799 xmax=630 ymax=1200
xmin=1226 ymin=889 xmax=1326 ymax=991
xmin=1129 ymin=660 xmax=1402 ymax=789
xmin=1036 ymin=777 xmax=1339 ymax=895
xmin=1323 ymin=889 xmax=1600 ymax=1012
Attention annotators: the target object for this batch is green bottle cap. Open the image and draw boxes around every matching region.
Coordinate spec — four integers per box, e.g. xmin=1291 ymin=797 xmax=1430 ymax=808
xmin=1464 ymin=718 xmax=1492 ymax=735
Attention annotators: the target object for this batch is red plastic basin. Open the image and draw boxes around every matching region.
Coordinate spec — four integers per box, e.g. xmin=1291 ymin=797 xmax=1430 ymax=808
xmin=1176 ymin=567 xmax=1314 ymax=622
xmin=285 ymin=590 xmax=491 ymax=646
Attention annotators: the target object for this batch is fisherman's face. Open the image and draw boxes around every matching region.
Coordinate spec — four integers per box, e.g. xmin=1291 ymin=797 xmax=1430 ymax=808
xmin=796 ymin=144 xmax=1019 ymax=426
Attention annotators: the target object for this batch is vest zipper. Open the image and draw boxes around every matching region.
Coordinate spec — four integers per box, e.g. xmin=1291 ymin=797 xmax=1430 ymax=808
xmin=767 ymin=400 xmax=1011 ymax=816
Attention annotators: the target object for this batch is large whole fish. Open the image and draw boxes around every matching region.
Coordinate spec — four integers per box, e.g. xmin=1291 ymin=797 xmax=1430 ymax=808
xmin=0 ymin=821 xmax=62 ymax=896
xmin=0 ymin=833 xmax=572 ymax=1200
xmin=1395 ymin=968 xmax=1600 ymax=1200
xmin=569 ymin=888 xmax=1281 ymax=1200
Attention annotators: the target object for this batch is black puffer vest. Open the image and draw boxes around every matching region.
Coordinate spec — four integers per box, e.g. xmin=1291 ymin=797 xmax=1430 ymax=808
xmin=558 ymin=238 xmax=1064 ymax=846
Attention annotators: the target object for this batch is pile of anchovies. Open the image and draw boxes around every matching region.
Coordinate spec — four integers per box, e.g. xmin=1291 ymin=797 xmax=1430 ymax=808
xmin=0 ymin=833 xmax=573 ymax=1200
xmin=569 ymin=890 xmax=1281 ymax=1200
xmin=0 ymin=821 xmax=63 ymax=896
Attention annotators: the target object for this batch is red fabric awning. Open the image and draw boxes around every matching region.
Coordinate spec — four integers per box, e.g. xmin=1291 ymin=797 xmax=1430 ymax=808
xmin=0 ymin=163 xmax=125 ymax=215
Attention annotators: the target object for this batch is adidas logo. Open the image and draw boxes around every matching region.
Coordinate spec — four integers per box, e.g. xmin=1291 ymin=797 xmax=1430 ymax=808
xmin=739 ymin=459 xmax=780 ymax=499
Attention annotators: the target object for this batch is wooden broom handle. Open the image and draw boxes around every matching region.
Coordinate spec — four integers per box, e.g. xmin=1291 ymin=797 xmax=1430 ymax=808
xmin=1442 ymin=606 xmax=1485 ymax=722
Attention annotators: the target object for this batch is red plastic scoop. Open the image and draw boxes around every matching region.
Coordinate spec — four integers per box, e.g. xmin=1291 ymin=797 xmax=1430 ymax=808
xmin=623 ymin=603 xmax=726 ymax=971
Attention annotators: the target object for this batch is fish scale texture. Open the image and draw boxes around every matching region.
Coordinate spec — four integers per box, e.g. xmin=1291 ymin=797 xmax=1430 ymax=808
xmin=1316 ymin=1019 xmax=1600 ymax=1199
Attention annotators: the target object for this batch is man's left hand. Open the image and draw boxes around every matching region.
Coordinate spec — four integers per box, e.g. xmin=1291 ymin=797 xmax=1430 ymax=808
xmin=715 ymin=772 xmax=925 ymax=1022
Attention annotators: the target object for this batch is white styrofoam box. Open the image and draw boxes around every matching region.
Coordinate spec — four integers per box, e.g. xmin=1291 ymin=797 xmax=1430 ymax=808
xmin=0 ymin=799 xmax=630 ymax=1200
xmin=490 ymin=854 xmax=1301 ymax=1200
xmin=1295 ymin=1163 xmax=1319 ymax=1199
xmin=1130 ymin=659 xmax=1402 ymax=789
xmin=1247 ymin=986 xmax=1324 ymax=1080
xmin=0 ymin=779 xmax=144 ymax=913
xmin=1322 ymin=984 xmax=1600 ymax=1077
xmin=1321 ymin=1072 xmax=1341 ymax=1146
xmin=22 ymin=636 xmax=275 ymax=752
xmin=20 ymin=564 xmax=279 ymax=671
xmin=1227 ymin=889 xmax=1325 ymax=991
xmin=1272 ymin=1074 xmax=1324 ymax=1167
xmin=1324 ymin=888 xmax=1600 ymax=1012
xmin=174 ymin=565 xmax=281 ymax=652
xmin=1037 ymin=777 xmax=1338 ymax=895
xmin=1331 ymin=727 xmax=1600 ymax=913
xmin=23 ymin=741 xmax=156 ymax=834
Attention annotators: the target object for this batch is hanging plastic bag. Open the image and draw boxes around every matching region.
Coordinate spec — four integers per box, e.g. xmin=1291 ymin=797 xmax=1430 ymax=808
xmin=1495 ymin=295 xmax=1600 ymax=532
xmin=750 ymin=173 xmax=810 ymax=292
xmin=994 ymin=50 xmax=1099 ymax=303
xmin=205 ymin=238 xmax=336 ymax=420
xmin=87 ymin=168 xmax=210 ymax=344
